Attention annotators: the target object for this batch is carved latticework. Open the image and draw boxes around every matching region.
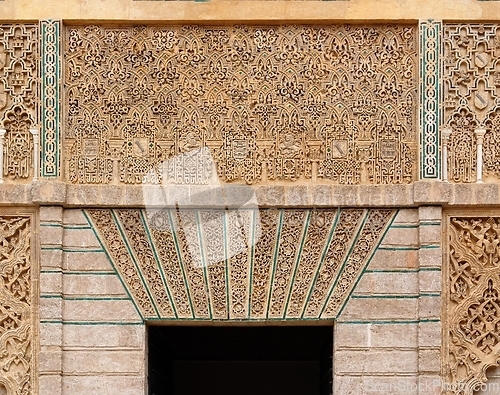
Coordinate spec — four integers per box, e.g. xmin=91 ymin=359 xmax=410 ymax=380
xmin=86 ymin=208 xmax=395 ymax=320
xmin=445 ymin=217 xmax=500 ymax=394
xmin=65 ymin=25 xmax=417 ymax=185
xmin=0 ymin=215 xmax=35 ymax=395
xmin=0 ymin=25 xmax=38 ymax=182
xmin=443 ymin=24 xmax=500 ymax=182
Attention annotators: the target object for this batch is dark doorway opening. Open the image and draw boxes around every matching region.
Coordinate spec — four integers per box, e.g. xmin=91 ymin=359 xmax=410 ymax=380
xmin=148 ymin=325 xmax=333 ymax=395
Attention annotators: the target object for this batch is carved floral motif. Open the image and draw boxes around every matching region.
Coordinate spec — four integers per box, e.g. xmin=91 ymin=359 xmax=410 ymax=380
xmin=65 ymin=25 xmax=417 ymax=185
xmin=446 ymin=217 xmax=500 ymax=394
xmin=0 ymin=215 xmax=34 ymax=395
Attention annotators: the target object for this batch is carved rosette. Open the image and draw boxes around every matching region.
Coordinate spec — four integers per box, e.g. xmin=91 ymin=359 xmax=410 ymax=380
xmin=0 ymin=214 xmax=35 ymax=395
xmin=86 ymin=208 xmax=395 ymax=321
xmin=445 ymin=217 xmax=500 ymax=394
xmin=65 ymin=25 xmax=417 ymax=185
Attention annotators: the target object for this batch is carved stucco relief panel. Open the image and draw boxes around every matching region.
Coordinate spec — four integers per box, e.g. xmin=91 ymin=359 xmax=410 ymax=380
xmin=0 ymin=25 xmax=39 ymax=183
xmin=0 ymin=212 xmax=37 ymax=395
xmin=64 ymin=25 xmax=417 ymax=185
xmin=445 ymin=215 xmax=500 ymax=394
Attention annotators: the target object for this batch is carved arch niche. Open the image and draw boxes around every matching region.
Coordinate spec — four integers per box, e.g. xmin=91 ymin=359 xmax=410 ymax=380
xmin=0 ymin=105 xmax=37 ymax=182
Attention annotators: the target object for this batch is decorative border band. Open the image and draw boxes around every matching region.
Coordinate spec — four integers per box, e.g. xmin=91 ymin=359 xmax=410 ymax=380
xmin=419 ymin=20 xmax=442 ymax=179
xmin=40 ymin=20 xmax=61 ymax=178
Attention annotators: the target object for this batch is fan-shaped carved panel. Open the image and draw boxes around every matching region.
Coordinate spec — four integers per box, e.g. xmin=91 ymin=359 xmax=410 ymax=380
xmin=85 ymin=208 xmax=395 ymax=320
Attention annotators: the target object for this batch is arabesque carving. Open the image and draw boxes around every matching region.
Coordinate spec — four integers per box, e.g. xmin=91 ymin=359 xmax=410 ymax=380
xmin=0 ymin=215 xmax=34 ymax=395
xmin=65 ymin=25 xmax=418 ymax=185
xmin=86 ymin=208 xmax=395 ymax=320
xmin=445 ymin=217 xmax=500 ymax=394
xmin=0 ymin=24 xmax=38 ymax=182
xmin=443 ymin=24 xmax=500 ymax=183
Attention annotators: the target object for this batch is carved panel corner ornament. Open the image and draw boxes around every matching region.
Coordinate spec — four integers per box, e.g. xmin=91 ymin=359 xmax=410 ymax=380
xmin=64 ymin=25 xmax=418 ymax=186
xmin=445 ymin=216 xmax=500 ymax=395
xmin=0 ymin=214 xmax=36 ymax=395
xmin=85 ymin=208 xmax=395 ymax=321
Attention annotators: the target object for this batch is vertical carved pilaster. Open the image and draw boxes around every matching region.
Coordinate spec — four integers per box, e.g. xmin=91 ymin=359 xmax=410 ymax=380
xmin=442 ymin=128 xmax=451 ymax=182
xmin=30 ymin=128 xmax=39 ymax=181
xmin=419 ymin=20 xmax=442 ymax=179
xmin=475 ymin=129 xmax=486 ymax=183
xmin=40 ymin=20 xmax=61 ymax=178
xmin=0 ymin=129 xmax=5 ymax=184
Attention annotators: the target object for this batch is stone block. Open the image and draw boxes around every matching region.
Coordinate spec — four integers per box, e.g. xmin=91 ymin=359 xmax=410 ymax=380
xmin=354 ymin=272 xmax=418 ymax=295
xmin=63 ymin=209 xmax=89 ymax=226
xmin=381 ymin=227 xmax=419 ymax=247
xmin=63 ymin=324 xmax=145 ymax=348
xmin=63 ymin=299 xmax=141 ymax=322
xmin=393 ymin=208 xmax=419 ymax=225
xmin=419 ymin=248 xmax=442 ymax=268
xmin=334 ymin=375 xmax=363 ymax=395
xmin=310 ymin=185 xmax=333 ymax=206
xmin=418 ymin=295 xmax=441 ymax=319
xmin=369 ymin=324 xmax=418 ymax=348
xmin=417 ymin=375 xmax=443 ymax=395
xmin=63 ymin=251 xmax=113 ymax=271
xmin=63 ymin=228 xmax=101 ymax=248
xmin=418 ymin=321 xmax=441 ymax=348
xmin=418 ymin=206 xmax=442 ymax=222
xmin=39 ymin=350 xmax=63 ymax=373
xmin=63 ymin=350 xmax=144 ymax=374
xmin=63 ymin=274 xmax=127 ymax=296
xmin=335 ymin=323 xmax=370 ymax=348
xmin=340 ymin=298 xmax=417 ymax=321
xmin=475 ymin=183 xmax=499 ymax=205
xmin=61 ymin=376 xmax=145 ymax=395
xmin=40 ymin=206 xmax=63 ymax=223
xmin=384 ymin=184 xmax=413 ymax=206
xmin=39 ymin=374 xmax=62 ymax=395
xmin=40 ymin=226 xmax=63 ymax=246
xmin=123 ymin=186 xmax=144 ymax=207
xmin=285 ymin=185 xmax=309 ymax=206
xmin=449 ymin=184 xmax=473 ymax=205
xmin=40 ymin=271 xmax=63 ymax=294
xmin=413 ymin=181 xmax=450 ymax=204
xmin=31 ymin=181 xmax=66 ymax=204
xmin=40 ymin=297 xmax=63 ymax=320
xmin=40 ymin=323 xmax=62 ymax=347
xmin=419 ymin=349 xmax=440 ymax=373
xmin=362 ymin=376 xmax=419 ymax=395
xmin=358 ymin=185 xmax=384 ymax=206
xmin=335 ymin=350 xmax=418 ymax=374
xmin=41 ymin=249 xmax=63 ymax=269
xmin=336 ymin=323 xmax=418 ymax=349
xmin=255 ymin=186 xmax=285 ymax=206
xmin=419 ymin=224 xmax=441 ymax=245
xmin=66 ymin=185 xmax=99 ymax=206
xmin=367 ymin=249 xmax=418 ymax=270
xmin=99 ymin=185 xmax=124 ymax=206
xmin=419 ymin=271 xmax=441 ymax=294
xmin=332 ymin=185 xmax=358 ymax=206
